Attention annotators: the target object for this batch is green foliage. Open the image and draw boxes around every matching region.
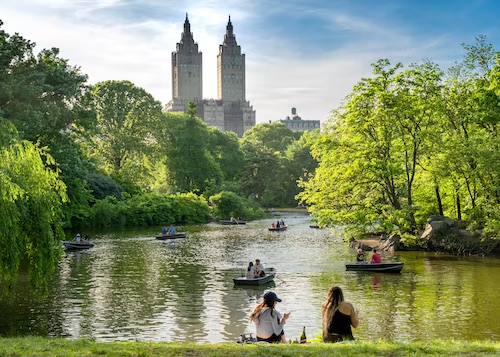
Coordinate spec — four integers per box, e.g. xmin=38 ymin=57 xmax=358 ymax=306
xmin=86 ymin=80 xmax=162 ymax=191
xmin=240 ymin=122 xmax=314 ymax=207
xmin=0 ymin=136 xmax=66 ymax=289
xmin=156 ymin=112 xmax=222 ymax=193
xmin=87 ymin=196 xmax=126 ymax=228
xmin=87 ymin=193 xmax=211 ymax=228
xmin=86 ymin=171 xmax=122 ymax=200
xmin=0 ymin=22 xmax=89 ymax=143
xmin=209 ymin=191 xmax=264 ymax=220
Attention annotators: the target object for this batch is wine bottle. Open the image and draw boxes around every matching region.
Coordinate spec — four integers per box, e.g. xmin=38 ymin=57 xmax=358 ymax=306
xmin=300 ymin=326 xmax=307 ymax=343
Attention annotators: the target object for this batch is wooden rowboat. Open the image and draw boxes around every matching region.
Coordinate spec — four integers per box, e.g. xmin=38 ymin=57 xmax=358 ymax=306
xmin=268 ymin=226 xmax=287 ymax=231
xmin=155 ymin=232 xmax=188 ymax=240
xmin=233 ymin=268 xmax=276 ymax=286
xmin=63 ymin=241 xmax=94 ymax=250
xmin=219 ymin=220 xmax=247 ymax=225
xmin=345 ymin=262 xmax=404 ymax=273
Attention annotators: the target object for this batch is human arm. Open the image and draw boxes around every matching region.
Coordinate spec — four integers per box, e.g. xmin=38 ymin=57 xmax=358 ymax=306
xmin=349 ymin=303 xmax=359 ymax=328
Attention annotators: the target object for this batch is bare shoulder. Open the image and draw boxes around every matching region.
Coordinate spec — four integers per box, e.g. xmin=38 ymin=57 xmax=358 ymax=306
xmin=339 ymin=300 xmax=354 ymax=314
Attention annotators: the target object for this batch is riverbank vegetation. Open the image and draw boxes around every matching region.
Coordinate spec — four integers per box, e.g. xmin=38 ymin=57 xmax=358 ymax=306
xmin=299 ymin=36 xmax=500 ymax=254
xmin=0 ymin=337 xmax=498 ymax=356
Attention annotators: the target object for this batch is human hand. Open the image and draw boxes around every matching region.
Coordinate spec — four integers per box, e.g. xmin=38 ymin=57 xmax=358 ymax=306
xmin=283 ymin=311 xmax=291 ymax=320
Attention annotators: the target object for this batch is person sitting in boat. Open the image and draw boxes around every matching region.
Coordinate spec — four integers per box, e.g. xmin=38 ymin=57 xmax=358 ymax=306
xmin=276 ymin=220 xmax=281 ymax=228
xmin=75 ymin=233 xmax=81 ymax=243
xmin=249 ymin=291 xmax=290 ymax=343
xmin=271 ymin=222 xmax=276 ymax=228
xmin=280 ymin=219 xmax=285 ymax=227
xmin=162 ymin=226 xmax=168 ymax=236
xmin=254 ymin=259 xmax=266 ymax=277
xmin=83 ymin=235 xmax=89 ymax=242
xmin=370 ymin=249 xmax=381 ymax=264
xmin=230 ymin=216 xmax=237 ymax=222
xmin=166 ymin=224 xmax=177 ymax=236
xmin=322 ymin=286 xmax=359 ymax=343
xmin=246 ymin=262 xmax=254 ymax=279
xmin=356 ymin=249 xmax=365 ymax=262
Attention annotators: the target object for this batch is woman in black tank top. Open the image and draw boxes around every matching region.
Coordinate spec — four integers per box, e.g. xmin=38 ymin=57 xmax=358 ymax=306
xmin=321 ymin=286 xmax=359 ymax=342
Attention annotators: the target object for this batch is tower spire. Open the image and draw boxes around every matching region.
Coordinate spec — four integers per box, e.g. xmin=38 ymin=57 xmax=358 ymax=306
xmin=223 ymin=15 xmax=236 ymax=45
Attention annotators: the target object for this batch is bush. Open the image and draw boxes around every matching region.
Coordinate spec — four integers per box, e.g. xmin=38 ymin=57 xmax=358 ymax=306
xmin=209 ymin=191 xmax=264 ymax=220
xmin=86 ymin=172 xmax=122 ymax=201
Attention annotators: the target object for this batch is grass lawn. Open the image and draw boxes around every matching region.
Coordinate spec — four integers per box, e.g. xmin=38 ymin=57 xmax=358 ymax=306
xmin=0 ymin=338 xmax=498 ymax=356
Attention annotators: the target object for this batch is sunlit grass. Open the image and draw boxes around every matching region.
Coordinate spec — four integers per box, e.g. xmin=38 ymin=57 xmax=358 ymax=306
xmin=0 ymin=337 xmax=498 ymax=356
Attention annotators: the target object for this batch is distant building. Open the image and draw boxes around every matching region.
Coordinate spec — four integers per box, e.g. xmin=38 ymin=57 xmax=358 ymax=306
xmin=165 ymin=14 xmax=255 ymax=137
xmin=280 ymin=108 xmax=320 ymax=132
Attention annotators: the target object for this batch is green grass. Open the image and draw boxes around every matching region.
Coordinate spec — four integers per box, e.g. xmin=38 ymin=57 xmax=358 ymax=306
xmin=0 ymin=338 xmax=498 ymax=356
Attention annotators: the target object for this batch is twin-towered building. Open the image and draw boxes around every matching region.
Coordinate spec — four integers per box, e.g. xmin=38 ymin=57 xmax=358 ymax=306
xmin=165 ymin=14 xmax=256 ymax=137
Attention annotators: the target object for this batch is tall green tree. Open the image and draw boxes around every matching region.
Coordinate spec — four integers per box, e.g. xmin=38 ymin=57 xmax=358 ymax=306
xmin=87 ymin=80 xmax=162 ymax=191
xmin=156 ymin=107 xmax=222 ymax=193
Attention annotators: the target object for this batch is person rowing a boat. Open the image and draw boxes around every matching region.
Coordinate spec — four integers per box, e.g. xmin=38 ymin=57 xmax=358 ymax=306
xmin=370 ymin=249 xmax=381 ymax=264
xmin=254 ymin=259 xmax=266 ymax=277
xmin=166 ymin=224 xmax=177 ymax=236
xmin=75 ymin=233 xmax=81 ymax=243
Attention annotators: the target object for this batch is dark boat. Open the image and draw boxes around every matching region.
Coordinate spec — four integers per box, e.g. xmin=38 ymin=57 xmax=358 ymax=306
xmin=63 ymin=241 xmax=94 ymax=250
xmin=268 ymin=226 xmax=287 ymax=231
xmin=310 ymin=225 xmax=320 ymax=228
xmin=233 ymin=268 xmax=276 ymax=286
xmin=155 ymin=232 xmax=188 ymax=240
xmin=345 ymin=262 xmax=404 ymax=273
xmin=219 ymin=220 xmax=247 ymax=225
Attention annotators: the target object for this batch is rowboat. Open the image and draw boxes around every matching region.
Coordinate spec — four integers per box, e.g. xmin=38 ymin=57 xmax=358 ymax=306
xmin=219 ymin=220 xmax=247 ymax=225
xmin=233 ymin=268 xmax=276 ymax=286
xmin=155 ymin=232 xmax=188 ymax=240
xmin=63 ymin=241 xmax=94 ymax=250
xmin=268 ymin=226 xmax=287 ymax=231
xmin=345 ymin=262 xmax=404 ymax=273
xmin=310 ymin=225 xmax=320 ymax=228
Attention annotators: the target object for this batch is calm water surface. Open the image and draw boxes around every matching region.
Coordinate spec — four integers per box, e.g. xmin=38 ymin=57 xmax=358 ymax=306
xmin=1 ymin=212 xmax=499 ymax=342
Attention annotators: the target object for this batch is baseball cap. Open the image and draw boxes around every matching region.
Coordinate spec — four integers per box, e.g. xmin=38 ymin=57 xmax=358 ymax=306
xmin=263 ymin=291 xmax=282 ymax=303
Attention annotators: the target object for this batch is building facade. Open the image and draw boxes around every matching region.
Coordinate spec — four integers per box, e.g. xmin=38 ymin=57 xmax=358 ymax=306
xmin=279 ymin=108 xmax=321 ymax=132
xmin=165 ymin=15 xmax=255 ymax=137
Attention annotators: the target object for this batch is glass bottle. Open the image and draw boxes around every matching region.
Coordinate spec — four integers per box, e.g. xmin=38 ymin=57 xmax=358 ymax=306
xmin=300 ymin=326 xmax=307 ymax=343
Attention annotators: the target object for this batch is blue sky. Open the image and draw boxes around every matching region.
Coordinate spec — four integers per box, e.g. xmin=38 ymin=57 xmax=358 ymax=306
xmin=1 ymin=0 xmax=499 ymax=124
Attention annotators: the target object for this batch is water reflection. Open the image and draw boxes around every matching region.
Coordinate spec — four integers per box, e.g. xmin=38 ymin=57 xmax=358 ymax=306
xmin=0 ymin=213 xmax=499 ymax=342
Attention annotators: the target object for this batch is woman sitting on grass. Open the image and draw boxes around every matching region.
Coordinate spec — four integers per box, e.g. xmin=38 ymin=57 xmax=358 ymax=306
xmin=322 ymin=286 xmax=359 ymax=343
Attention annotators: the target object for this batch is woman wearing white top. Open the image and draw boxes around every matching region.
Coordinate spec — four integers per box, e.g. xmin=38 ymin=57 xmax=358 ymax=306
xmin=249 ymin=291 xmax=291 ymax=343
xmin=245 ymin=262 xmax=254 ymax=279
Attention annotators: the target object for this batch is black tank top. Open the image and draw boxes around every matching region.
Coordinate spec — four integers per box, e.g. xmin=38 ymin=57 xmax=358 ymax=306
xmin=327 ymin=309 xmax=353 ymax=337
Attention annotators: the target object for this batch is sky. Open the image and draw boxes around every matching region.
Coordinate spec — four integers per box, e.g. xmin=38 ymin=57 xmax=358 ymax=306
xmin=1 ymin=0 xmax=500 ymax=124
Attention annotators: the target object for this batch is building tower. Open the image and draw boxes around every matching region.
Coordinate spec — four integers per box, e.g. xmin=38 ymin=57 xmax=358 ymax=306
xmin=217 ymin=16 xmax=245 ymax=102
xmin=171 ymin=13 xmax=202 ymax=101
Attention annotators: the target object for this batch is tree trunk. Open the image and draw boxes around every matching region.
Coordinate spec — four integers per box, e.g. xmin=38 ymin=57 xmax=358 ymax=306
xmin=456 ymin=191 xmax=462 ymax=221
xmin=435 ymin=183 xmax=444 ymax=216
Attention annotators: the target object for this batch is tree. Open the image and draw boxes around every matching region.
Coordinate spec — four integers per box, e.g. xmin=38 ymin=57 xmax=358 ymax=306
xmin=87 ymin=80 xmax=162 ymax=190
xmin=0 ymin=121 xmax=67 ymax=290
xmin=156 ymin=109 xmax=222 ymax=193
xmin=0 ymin=21 xmax=89 ymax=142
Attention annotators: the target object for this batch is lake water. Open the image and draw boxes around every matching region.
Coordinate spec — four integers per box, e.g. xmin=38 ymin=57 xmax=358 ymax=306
xmin=1 ymin=211 xmax=499 ymax=342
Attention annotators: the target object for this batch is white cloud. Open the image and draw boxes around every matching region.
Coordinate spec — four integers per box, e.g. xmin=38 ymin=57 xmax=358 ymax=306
xmin=0 ymin=1 xmax=471 ymax=125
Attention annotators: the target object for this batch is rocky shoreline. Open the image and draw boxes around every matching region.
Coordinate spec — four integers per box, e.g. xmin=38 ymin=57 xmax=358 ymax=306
xmin=349 ymin=215 xmax=500 ymax=256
